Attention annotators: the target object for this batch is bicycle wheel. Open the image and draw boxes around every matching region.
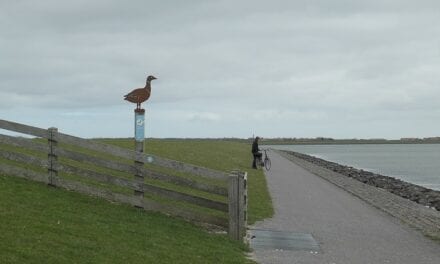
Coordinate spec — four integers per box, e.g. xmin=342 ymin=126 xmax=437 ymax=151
xmin=254 ymin=158 xmax=261 ymax=169
xmin=264 ymin=158 xmax=271 ymax=171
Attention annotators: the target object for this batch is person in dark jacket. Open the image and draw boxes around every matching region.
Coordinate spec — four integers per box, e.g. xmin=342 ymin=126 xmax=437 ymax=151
xmin=252 ymin=136 xmax=262 ymax=169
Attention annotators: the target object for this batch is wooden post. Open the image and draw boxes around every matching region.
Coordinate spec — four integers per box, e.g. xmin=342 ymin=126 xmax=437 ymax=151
xmin=228 ymin=171 xmax=248 ymax=241
xmin=228 ymin=172 xmax=239 ymax=240
xmin=47 ymin=127 xmax=58 ymax=186
xmin=238 ymin=171 xmax=248 ymax=238
xmin=134 ymin=109 xmax=145 ymax=202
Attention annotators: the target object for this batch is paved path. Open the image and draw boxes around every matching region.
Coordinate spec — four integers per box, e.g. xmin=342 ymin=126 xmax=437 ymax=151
xmin=251 ymin=151 xmax=440 ymax=264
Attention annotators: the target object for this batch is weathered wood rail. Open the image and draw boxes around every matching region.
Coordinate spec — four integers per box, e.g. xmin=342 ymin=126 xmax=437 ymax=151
xmin=0 ymin=119 xmax=247 ymax=240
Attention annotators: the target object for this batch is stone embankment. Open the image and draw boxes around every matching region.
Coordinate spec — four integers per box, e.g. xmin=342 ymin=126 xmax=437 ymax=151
xmin=283 ymin=151 xmax=440 ymax=211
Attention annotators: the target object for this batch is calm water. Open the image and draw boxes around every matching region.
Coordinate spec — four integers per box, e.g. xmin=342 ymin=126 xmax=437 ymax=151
xmin=268 ymin=144 xmax=440 ymax=191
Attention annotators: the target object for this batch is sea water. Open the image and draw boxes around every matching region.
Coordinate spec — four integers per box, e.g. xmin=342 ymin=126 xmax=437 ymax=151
xmin=268 ymin=144 xmax=440 ymax=191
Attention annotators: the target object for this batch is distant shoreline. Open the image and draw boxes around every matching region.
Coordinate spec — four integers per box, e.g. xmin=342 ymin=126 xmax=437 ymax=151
xmin=89 ymin=138 xmax=440 ymax=146
xmin=91 ymin=138 xmax=440 ymax=145
xmin=261 ymin=139 xmax=440 ymax=145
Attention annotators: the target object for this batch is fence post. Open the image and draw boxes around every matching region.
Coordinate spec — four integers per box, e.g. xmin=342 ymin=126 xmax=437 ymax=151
xmin=47 ymin=127 xmax=58 ymax=186
xmin=228 ymin=171 xmax=239 ymax=240
xmin=133 ymin=109 xmax=145 ymax=204
xmin=238 ymin=171 xmax=248 ymax=238
xmin=228 ymin=170 xmax=248 ymax=241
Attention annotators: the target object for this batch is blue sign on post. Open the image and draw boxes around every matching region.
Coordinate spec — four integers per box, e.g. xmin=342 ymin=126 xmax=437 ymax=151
xmin=135 ymin=111 xmax=145 ymax=142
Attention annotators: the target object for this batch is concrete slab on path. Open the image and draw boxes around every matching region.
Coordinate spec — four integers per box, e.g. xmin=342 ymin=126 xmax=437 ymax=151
xmin=249 ymin=229 xmax=319 ymax=252
xmin=250 ymin=151 xmax=440 ymax=264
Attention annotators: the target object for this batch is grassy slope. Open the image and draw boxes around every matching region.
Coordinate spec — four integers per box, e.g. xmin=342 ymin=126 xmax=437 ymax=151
xmin=0 ymin=139 xmax=273 ymax=263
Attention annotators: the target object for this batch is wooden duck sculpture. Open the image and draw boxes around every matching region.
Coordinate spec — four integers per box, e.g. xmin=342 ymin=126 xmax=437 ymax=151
xmin=124 ymin=75 xmax=157 ymax=110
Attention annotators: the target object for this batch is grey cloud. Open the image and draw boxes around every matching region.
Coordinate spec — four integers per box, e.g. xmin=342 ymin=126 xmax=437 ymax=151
xmin=1 ymin=0 xmax=440 ymax=137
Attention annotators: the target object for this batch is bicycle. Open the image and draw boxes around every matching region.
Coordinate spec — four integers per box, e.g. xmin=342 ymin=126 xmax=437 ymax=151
xmin=255 ymin=149 xmax=271 ymax=171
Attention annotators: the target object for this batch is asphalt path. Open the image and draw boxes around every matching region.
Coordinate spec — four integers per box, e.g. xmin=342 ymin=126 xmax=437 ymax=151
xmin=251 ymin=151 xmax=440 ymax=264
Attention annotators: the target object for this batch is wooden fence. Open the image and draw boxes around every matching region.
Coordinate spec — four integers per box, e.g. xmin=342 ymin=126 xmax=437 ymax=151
xmin=0 ymin=119 xmax=247 ymax=240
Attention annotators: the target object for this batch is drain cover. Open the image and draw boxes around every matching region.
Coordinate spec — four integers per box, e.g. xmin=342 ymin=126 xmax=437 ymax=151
xmin=250 ymin=229 xmax=319 ymax=251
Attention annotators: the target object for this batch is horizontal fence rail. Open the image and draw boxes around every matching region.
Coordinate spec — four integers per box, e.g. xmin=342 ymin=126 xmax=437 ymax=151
xmin=0 ymin=134 xmax=48 ymax=153
xmin=0 ymin=119 xmax=49 ymax=138
xmin=0 ymin=148 xmax=48 ymax=168
xmin=0 ymin=119 xmax=229 ymax=181
xmin=0 ymin=119 xmax=247 ymax=240
xmin=55 ymin=144 xmax=229 ymax=197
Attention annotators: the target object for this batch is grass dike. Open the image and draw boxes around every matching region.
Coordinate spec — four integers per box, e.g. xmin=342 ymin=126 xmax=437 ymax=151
xmin=0 ymin=139 xmax=273 ymax=263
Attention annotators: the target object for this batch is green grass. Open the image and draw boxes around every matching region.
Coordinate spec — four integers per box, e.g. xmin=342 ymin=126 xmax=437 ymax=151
xmin=0 ymin=138 xmax=273 ymax=263
xmin=0 ymin=175 xmax=250 ymax=263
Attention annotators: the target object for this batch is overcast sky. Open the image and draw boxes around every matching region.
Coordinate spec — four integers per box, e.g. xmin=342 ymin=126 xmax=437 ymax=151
xmin=1 ymin=0 xmax=439 ymax=139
